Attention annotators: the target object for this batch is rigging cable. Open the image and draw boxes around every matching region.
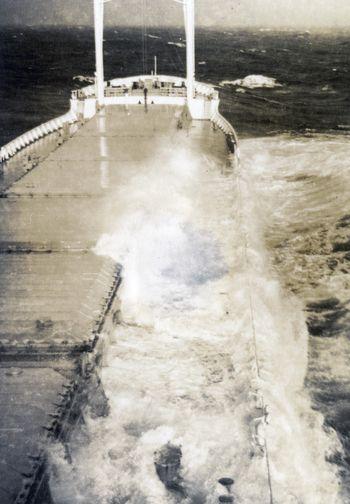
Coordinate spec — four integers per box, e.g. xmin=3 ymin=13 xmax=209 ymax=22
xmin=157 ymin=0 xmax=185 ymax=75
xmin=141 ymin=0 xmax=148 ymax=73
xmin=235 ymin=157 xmax=274 ymax=504
xmin=169 ymin=27 xmax=186 ymax=75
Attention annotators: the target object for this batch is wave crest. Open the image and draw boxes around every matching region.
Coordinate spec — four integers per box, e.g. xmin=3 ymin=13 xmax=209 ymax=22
xmin=220 ymin=75 xmax=282 ymax=89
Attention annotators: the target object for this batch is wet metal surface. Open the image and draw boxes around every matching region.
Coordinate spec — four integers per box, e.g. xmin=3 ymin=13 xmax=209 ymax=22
xmin=0 ymin=104 xmax=227 ymax=503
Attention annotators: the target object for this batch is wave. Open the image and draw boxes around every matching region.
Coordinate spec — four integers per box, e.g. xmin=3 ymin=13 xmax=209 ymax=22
xmin=240 ymin=134 xmax=350 ymax=500
xmin=220 ymin=75 xmax=282 ymax=89
xmin=50 ymin=135 xmax=342 ymax=504
xmin=167 ymin=41 xmax=186 ymax=48
xmin=73 ymin=75 xmax=95 ymax=84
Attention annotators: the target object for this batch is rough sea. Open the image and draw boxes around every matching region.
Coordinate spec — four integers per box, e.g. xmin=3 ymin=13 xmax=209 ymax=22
xmin=1 ymin=26 xmax=350 ymax=503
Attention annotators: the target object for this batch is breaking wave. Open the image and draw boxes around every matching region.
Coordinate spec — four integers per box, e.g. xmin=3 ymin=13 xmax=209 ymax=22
xmin=220 ymin=75 xmax=282 ymax=89
xmin=168 ymin=41 xmax=186 ymax=48
xmin=73 ymin=75 xmax=95 ymax=83
xmin=49 ymin=136 xmax=341 ymax=503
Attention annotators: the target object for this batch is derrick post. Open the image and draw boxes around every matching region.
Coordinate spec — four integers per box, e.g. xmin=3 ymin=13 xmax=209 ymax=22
xmin=94 ymin=0 xmax=105 ymax=106
xmin=184 ymin=0 xmax=195 ymax=104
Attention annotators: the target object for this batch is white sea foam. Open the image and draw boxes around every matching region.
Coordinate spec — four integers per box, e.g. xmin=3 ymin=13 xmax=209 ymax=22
xmin=73 ymin=75 xmax=95 ymax=83
xmin=220 ymin=75 xmax=282 ymax=89
xmin=50 ymin=136 xmax=342 ymax=503
xmin=168 ymin=41 xmax=186 ymax=48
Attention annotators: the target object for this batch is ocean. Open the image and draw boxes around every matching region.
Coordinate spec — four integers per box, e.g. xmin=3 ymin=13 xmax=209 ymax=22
xmin=1 ymin=26 xmax=350 ymax=143
xmin=1 ymin=26 xmax=350 ymax=503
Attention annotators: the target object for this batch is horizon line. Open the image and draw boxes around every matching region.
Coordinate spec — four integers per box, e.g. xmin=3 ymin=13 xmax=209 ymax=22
xmin=1 ymin=23 xmax=350 ymax=32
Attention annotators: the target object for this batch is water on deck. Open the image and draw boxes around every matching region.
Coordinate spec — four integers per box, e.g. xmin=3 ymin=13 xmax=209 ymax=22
xmin=1 ymin=104 xmax=275 ymax=503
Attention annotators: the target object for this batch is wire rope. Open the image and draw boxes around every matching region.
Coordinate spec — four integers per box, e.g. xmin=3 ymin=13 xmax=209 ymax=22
xmin=235 ymin=160 xmax=274 ymax=504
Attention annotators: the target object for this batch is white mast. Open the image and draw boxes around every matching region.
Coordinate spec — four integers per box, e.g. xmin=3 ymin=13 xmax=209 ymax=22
xmin=94 ymin=0 xmax=105 ymax=106
xmin=183 ymin=0 xmax=195 ymax=103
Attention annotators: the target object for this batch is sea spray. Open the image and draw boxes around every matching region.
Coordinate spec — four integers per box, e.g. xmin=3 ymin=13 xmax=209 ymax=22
xmin=235 ymin=154 xmax=342 ymax=503
xmin=50 ymin=136 xmax=341 ymax=503
xmin=239 ymin=134 xmax=350 ymax=501
xmin=220 ymin=75 xmax=282 ymax=89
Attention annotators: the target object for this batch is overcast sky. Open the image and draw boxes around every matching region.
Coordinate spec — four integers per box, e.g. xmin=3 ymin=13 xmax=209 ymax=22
xmin=1 ymin=0 xmax=350 ymax=28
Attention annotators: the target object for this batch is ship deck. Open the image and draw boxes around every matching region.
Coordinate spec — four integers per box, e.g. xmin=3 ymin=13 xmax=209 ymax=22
xmin=0 ymin=104 xmax=229 ymax=503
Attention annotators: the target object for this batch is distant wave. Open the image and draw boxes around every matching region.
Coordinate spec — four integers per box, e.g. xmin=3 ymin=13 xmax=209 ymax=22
xmin=148 ymin=34 xmax=161 ymax=39
xmin=73 ymin=75 xmax=95 ymax=84
xmin=168 ymin=41 xmax=186 ymax=48
xmin=220 ymin=75 xmax=282 ymax=89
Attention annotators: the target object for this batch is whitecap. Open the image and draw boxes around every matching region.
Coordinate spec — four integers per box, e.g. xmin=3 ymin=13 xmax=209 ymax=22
xmin=220 ymin=75 xmax=282 ymax=89
xmin=73 ymin=75 xmax=95 ymax=83
xmin=168 ymin=41 xmax=186 ymax=48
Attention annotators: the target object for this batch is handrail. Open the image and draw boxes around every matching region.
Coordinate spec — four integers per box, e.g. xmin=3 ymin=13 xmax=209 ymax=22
xmin=211 ymin=110 xmax=239 ymax=149
xmin=195 ymin=81 xmax=218 ymax=99
xmin=104 ymin=87 xmax=188 ymax=98
xmin=0 ymin=110 xmax=78 ymax=163
xmin=71 ymin=76 xmax=218 ymax=101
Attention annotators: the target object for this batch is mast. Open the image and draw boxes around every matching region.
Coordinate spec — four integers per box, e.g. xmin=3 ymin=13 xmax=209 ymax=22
xmin=94 ymin=0 xmax=105 ymax=106
xmin=183 ymin=0 xmax=195 ymax=103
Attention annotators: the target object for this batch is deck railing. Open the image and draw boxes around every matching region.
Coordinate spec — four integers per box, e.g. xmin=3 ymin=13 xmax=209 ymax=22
xmin=104 ymin=86 xmax=188 ymax=98
xmin=195 ymin=82 xmax=218 ymax=100
xmin=0 ymin=110 xmax=78 ymax=163
xmin=71 ymin=77 xmax=218 ymax=101
xmin=211 ymin=110 xmax=239 ymax=156
xmin=211 ymin=111 xmax=239 ymax=142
